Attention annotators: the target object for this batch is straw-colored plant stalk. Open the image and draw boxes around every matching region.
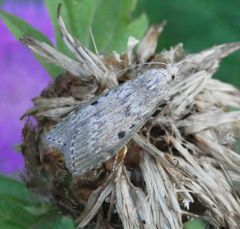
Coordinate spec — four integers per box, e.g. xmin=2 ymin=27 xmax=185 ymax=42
xmin=20 ymin=8 xmax=240 ymax=229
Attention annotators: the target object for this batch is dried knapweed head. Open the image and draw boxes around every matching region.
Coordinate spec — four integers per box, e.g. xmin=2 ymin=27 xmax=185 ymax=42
xmin=21 ymin=6 xmax=240 ymax=229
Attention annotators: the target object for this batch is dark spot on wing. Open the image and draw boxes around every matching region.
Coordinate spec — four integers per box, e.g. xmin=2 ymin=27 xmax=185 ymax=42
xmin=129 ymin=124 xmax=135 ymax=129
xmin=104 ymin=92 xmax=109 ymax=97
xmin=172 ymin=74 xmax=175 ymax=80
xmin=48 ymin=137 xmax=56 ymax=142
xmin=118 ymin=131 xmax=126 ymax=139
xmin=91 ymin=100 xmax=98 ymax=106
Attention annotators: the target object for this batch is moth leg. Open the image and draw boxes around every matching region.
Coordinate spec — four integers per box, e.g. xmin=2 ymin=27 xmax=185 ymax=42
xmin=104 ymin=146 xmax=128 ymax=172
xmin=114 ymin=146 xmax=128 ymax=169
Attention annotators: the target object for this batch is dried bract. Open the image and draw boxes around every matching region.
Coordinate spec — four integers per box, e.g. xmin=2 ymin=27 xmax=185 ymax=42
xmin=21 ymin=8 xmax=240 ymax=229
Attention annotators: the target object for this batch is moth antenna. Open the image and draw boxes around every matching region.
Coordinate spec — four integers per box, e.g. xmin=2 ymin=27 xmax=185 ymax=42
xmin=115 ymin=61 xmax=168 ymax=75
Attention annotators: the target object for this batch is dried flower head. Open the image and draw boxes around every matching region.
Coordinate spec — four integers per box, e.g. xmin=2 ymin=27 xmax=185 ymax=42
xmin=21 ymin=6 xmax=240 ymax=229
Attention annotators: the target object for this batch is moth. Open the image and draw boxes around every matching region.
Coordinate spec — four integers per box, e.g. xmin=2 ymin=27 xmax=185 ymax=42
xmin=45 ymin=68 xmax=174 ymax=176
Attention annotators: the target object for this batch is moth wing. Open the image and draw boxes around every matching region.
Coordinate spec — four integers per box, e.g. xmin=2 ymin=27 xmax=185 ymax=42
xmin=65 ymin=106 xmax=142 ymax=175
xmin=64 ymin=85 xmax=163 ymax=175
xmin=44 ymin=69 xmax=172 ymax=175
xmin=44 ymin=106 xmax=84 ymax=150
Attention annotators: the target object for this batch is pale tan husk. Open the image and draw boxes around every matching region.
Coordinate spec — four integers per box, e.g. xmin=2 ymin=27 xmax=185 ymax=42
xmin=21 ymin=8 xmax=240 ymax=229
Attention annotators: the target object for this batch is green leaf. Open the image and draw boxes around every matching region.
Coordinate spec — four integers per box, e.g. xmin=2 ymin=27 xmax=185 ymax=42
xmin=0 ymin=10 xmax=51 ymax=42
xmin=228 ymin=106 xmax=240 ymax=112
xmin=52 ymin=216 xmax=75 ymax=229
xmin=0 ymin=196 xmax=40 ymax=227
xmin=0 ymin=175 xmax=75 ymax=228
xmin=28 ymin=212 xmax=75 ymax=229
xmin=233 ymin=180 xmax=240 ymax=189
xmin=0 ymin=175 xmax=31 ymax=204
xmin=0 ymin=10 xmax=62 ymax=77
xmin=184 ymin=218 xmax=208 ymax=229
xmin=45 ymin=0 xmax=148 ymax=53
xmin=0 ymin=176 xmax=41 ymax=227
xmin=135 ymin=0 xmax=240 ymax=88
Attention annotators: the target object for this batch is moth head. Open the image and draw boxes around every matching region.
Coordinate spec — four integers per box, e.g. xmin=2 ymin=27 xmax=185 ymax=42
xmin=165 ymin=65 xmax=178 ymax=84
xmin=153 ymin=68 xmax=175 ymax=85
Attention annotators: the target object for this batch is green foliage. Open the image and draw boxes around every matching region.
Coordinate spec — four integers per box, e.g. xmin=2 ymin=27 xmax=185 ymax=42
xmin=1 ymin=0 xmax=148 ymax=78
xmin=0 ymin=10 xmax=51 ymax=43
xmin=0 ymin=175 xmax=75 ymax=229
xmin=135 ymin=0 xmax=240 ymax=87
xmin=0 ymin=10 xmax=61 ymax=77
xmin=183 ymin=218 xmax=208 ymax=229
xmin=45 ymin=0 xmax=148 ymax=53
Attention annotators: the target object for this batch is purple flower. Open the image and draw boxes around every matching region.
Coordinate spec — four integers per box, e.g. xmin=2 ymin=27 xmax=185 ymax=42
xmin=0 ymin=1 xmax=54 ymax=175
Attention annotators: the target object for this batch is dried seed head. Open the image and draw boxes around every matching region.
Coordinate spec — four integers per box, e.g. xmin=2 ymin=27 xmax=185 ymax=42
xmin=20 ymin=7 xmax=240 ymax=228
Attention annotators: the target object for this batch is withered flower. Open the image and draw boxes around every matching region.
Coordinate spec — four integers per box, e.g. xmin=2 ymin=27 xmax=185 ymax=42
xmin=20 ymin=6 xmax=240 ymax=229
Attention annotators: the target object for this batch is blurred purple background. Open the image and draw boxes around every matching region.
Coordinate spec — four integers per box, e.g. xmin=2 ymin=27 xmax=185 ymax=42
xmin=0 ymin=0 xmax=54 ymax=175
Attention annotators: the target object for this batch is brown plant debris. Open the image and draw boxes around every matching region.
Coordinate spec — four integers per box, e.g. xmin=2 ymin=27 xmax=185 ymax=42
xmin=21 ymin=7 xmax=240 ymax=229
